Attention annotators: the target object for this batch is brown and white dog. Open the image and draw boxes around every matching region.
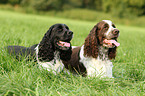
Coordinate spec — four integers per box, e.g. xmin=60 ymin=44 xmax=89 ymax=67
xmin=63 ymin=20 xmax=120 ymax=78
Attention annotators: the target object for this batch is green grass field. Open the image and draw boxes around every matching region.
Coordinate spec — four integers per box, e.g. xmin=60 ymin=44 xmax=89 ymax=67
xmin=0 ymin=10 xmax=145 ymax=96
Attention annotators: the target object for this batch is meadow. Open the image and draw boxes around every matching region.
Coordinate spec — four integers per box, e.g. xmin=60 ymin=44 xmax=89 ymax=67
xmin=0 ymin=10 xmax=144 ymax=95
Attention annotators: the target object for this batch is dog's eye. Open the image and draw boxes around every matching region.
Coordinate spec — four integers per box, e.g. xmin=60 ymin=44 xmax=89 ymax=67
xmin=65 ymin=26 xmax=69 ymax=30
xmin=104 ymin=24 xmax=109 ymax=29
xmin=112 ymin=24 xmax=116 ymax=28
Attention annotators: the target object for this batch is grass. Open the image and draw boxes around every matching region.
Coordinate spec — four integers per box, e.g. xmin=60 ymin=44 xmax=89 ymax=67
xmin=0 ymin=10 xmax=145 ymax=96
xmin=1 ymin=4 xmax=145 ymax=27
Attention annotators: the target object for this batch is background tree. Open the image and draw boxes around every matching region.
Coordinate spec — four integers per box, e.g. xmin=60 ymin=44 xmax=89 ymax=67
xmin=0 ymin=0 xmax=145 ymax=17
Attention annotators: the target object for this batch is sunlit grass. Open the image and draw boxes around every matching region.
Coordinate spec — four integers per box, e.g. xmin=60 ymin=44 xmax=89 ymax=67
xmin=0 ymin=10 xmax=145 ymax=95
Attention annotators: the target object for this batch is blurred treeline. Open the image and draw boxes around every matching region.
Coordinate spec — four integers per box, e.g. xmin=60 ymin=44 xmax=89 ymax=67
xmin=1 ymin=0 xmax=145 ymax=18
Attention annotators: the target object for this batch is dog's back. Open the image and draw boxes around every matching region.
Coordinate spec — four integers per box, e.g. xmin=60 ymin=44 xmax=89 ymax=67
xmin=6 ymin=44 xmax=38 ymax=61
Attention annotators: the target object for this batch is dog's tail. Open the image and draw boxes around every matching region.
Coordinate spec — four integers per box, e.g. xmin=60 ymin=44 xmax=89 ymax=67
xmin=6 ymin=44 xmax=38 ymax=61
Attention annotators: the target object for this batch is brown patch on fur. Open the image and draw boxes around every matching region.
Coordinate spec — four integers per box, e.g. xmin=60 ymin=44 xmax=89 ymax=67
xmin=84 ymin=21 xmax=117 ymax=59
xmin=63 ymin=47 xmax=87 ymax=76
xmin=108 ymin=47 xmax=117 ymax=59
xmin=84 ymin=21 xmax=108 ymax=58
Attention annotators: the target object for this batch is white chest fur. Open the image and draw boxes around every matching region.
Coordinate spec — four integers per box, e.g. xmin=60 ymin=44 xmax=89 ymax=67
xmin=79 ymin=45 xmax=113 ymax=78
xmin=35 ymin=45 xmax=64 ymax=74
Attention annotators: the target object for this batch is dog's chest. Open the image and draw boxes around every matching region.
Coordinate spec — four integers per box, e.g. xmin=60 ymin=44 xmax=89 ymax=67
xmin=79 ymin=46 xmax=113 ymax=78
xmin=35 ymin=46 xmax=64 ymax=74
xmin=80 ymin=58 xmax=113 ymax=78
xmin=38 ymin=58 xmax=64 ymax=74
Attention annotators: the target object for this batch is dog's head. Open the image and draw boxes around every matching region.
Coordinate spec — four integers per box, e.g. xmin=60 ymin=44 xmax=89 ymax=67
xmin=45 ymin=24 xmax=73 ymax=50
xmin=84 ymin=20 xmax=120 ymax=59
xmin=38 ymin=24 xmax=73 ymax=61
xmin=91 ymin=20 xmax=120 ymax=48
xmin=98 ymin=20 xmax=120 ymax=48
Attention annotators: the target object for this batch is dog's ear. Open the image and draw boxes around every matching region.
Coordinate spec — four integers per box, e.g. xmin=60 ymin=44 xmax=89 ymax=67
xmin=84 ymin=24 xmax=99 ymax=58
xmin=38 ymin=25 xmax=55 ymax=62
xmin=45 ymin=25 xmax=55 ymax=39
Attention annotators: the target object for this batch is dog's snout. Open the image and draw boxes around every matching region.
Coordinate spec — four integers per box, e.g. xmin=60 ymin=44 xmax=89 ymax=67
xmin=112 ymin=29 xmax=119 ymax=35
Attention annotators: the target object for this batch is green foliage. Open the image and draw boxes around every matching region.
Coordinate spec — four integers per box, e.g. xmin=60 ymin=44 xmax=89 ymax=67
xmin=0 ymin=10 xmax=145 ymax=95
xmin=1 ymin=0 xmax=145 ymax=17
xmin=20 ymin=0 xmax=69 ymax=11
xmin=20 ymin=0 xmax=30 ymax=6
xmin=102 ymin=0 xmax=145 ymax=17
xmin=102 ymin=0 xmax=127 ymax=18
xmin=8 ymin=0 xmax=20 ymax=5
xmin=0 ymin=0 xmax=8 ymax=4
xmin=80 ymin=0 xmax=102 ymax=11
xmin=31 ymin=0 xmax=61 ymax=11
xmin=0 ymin=0 xmax=21 ymax=5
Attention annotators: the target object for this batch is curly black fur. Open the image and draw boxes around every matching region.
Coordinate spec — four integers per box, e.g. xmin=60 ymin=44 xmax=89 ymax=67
xmin=6 ymin=24 xmax=73 ymax=63
xmin=59 ymin=46 xmax=72 ymax=61
xmin=38 ymin=24 xmax=73 ymax=62
xmin=38 ymin=25 xmax=55 ymax=62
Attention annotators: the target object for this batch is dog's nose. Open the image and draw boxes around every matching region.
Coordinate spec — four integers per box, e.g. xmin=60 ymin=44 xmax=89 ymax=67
xmin=112 ymin=29 xmax=119 ymax=35
xmin=67 ymin=31 xmax=73 ymax=35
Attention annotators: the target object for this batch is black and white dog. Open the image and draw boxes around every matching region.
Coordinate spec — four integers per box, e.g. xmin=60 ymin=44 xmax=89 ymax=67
xmin=7 ymin=24 xmax=73 ymax=74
